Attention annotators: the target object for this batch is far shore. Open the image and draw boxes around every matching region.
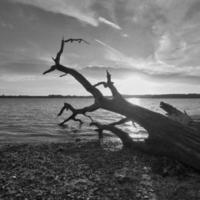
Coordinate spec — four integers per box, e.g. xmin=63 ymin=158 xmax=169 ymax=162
xmin=1 ymin=93 xmax=200 ymax=99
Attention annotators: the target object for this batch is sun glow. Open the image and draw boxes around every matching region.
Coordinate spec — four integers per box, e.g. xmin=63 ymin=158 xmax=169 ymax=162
xmin=116 ymin=75 xmax=157 ymax=95
xmin=128 ymin=98 xmax=141 ymax=105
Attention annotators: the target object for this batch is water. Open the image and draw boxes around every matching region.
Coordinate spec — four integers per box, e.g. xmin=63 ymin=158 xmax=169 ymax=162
xmin=0 ymin=97 xmax=200 ymax=144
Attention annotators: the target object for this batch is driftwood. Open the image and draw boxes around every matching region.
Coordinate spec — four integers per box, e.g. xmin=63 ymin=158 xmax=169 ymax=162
xmin=43 ymin=38 xmax=200 ymax=170
xmin=160 ymin=102 xmax=192 ymax=126
xmin=160 ymin=101 xmax=200 ymax=132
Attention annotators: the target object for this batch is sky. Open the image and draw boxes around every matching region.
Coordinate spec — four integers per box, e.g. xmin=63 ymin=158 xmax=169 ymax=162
xmin=1 ymin=0 xmax=200 ymax=95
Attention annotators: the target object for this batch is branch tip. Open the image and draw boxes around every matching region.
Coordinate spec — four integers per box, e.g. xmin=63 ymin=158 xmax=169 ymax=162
xmin=43 ymin=66 xmax=56 ymax=75
xmin=60 ymin=73 xmax=68 ymax=77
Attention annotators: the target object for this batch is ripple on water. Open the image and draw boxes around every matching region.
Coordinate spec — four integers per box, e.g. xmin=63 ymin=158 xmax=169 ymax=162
xmin=0 ymin=98 xmax=200 ymax=143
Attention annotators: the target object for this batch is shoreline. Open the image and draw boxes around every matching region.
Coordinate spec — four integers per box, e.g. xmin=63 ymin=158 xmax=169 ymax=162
xmin=2 ymin=94 xmax=200 ymax=99
xmin=0 ymin=141 xmax=200 ymax=199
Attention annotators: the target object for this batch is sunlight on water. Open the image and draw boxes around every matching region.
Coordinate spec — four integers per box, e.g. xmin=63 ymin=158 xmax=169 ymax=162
xmin=128 ymin=98 xmax=141 ymax=106
xmin=0 ymin=97 xmax=200 ymax=144
xmin=120 ymin=98 xmax=149 ymax=140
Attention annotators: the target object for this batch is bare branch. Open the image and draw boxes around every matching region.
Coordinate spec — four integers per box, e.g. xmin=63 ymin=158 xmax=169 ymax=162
xmin=59 ymin=114 xmax=83 ymax=127
xmin=55 ymin=38 xmax=65 ymax=65
xmin=106 ymin=70 xmax=122 ymax=99
xmin=54 ymin=38 xmax=89 ymax=65
xmin=51 ymin=56 xmax=56 ymax=62
xmin=59 ymin=114 xmax=75 ymax=126
xmin=106 ymin=70 xmax=113 ymax=85
xmin=57 ymin=103 xmax=75 ymax=116
xmin=43 ymin=66 xmax=55 ymax=75
xmin=58 ymin=102 xmax=100 ymax=126
xmin=43 ymin=38 xmax=103 ymax=99
xmin=74 ymin=117 xmax=84 ymax=127
xmin=64 ymin=38 xmax=90 ymax=45
xmin=94 ymin=70 xmax=122 ymax=99
xmin=84 ymin=113 xmax=93 ymax=122
xmin=91 ymin=121 xmax=157 ymax=152
xmin=90 ymin=122 xmax=138 ymax=146
xmin=93 ymin=82 xmax=107 ymax=88
xmin=43 ymin=39 xmax=65 ymax=74
xmin=90 ymin=117 xmax=135 ymax=144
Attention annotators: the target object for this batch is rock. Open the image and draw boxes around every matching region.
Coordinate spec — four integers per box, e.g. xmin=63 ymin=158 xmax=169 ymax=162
xmin=141 ymin=174 xmax=151 ymax=181
xmin=114 ymin=168 xmax=138 ymax=183
xmin=66 ymin=178 xmax=94 ymax=189
xmin=114 ymin=168 xmax=127 ymax=180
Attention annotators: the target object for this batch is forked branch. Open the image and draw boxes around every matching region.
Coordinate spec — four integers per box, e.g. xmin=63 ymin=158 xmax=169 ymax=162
xmin=94 ymin=70 xmax=122 ymax=99
xmin=58 ymin=102 xmax=100 ymax=126
xmin=43 ymin=38 xmax=103 ymax=100
xmin=64 ymin=38 xmax=90 ymax=45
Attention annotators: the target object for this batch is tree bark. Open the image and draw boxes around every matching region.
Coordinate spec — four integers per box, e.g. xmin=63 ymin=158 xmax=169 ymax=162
xmin=43 ymin=39 xmax=200 ymax=171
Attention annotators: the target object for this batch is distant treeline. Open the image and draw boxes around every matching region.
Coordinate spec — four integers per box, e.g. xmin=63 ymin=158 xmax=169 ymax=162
xmin=1 ymin=94 xmax=200 ymax=98
xmin=0 ymin=95 xmax=92 ymax=98
xmin=124 ymin=94 xmax=200 ymax=99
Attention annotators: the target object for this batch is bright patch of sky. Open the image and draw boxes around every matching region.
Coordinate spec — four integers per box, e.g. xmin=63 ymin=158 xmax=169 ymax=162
xmin=1 ymin=0 xmax=200 ymax=95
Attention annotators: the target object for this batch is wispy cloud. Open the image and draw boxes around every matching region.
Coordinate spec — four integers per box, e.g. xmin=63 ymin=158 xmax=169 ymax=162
xmin=0 ymin=20 xmax=13 ymax=29
xmin=3 ymin=0 xmax=200 ymax=94
xmin=11 ymin=0 xmax=125 ymax=32
xmin=184 ymin=0 xmax=200 ymax=21
xmin=122 ymin=33 xmax=128 ymax=38
xmin=98 ymin=17 xmax=121 ymax=30
xmin=11 ymin=0 xmax=98 ymax=26
xmin=95 ymin=39 xmax=157 ymax=73
xmin=95 ymin=38 xmax=200 ymax=80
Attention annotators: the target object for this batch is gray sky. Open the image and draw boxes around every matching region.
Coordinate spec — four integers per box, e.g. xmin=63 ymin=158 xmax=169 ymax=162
xmin=1 ymin=0 xmax=200 ymax=95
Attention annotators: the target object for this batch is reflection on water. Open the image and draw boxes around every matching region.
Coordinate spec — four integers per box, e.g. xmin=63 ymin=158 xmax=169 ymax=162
xmin=128 ymin=97 xmax=141 ymax=106
xmin=0 ymin=97 xmax=200 ymax=143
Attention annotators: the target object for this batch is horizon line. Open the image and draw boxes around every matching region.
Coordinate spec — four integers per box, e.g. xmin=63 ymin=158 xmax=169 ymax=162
xmin=1 ymin=93 xmax=200 ymax=98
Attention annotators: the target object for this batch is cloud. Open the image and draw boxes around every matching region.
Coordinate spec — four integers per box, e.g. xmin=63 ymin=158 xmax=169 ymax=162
xmin=153 ymin=25 xmax=200 ymax=68
xmin=139 ymin=0 xmax=200 ymax=74
xmin=185 ymin=0 xmax=200 ymax=21
xmin=98 ymin=17 xmax=121 ymax=30
xmin=95 ymin=39 xmax=161 ymax=74
xmin=4 ymin=0 xmax=200 ymax=91
xmin=0 ymin=47 xmax=52 ymax=76
xmin=81 ymin=65 xmax=141 ymax=79
xmin=95 ymin=37 xmax=200 ymax=82
xmin=11 ymin=0 xmax=98 ymax=26
xmin=0 ymin=20 xmax=13 ymax=29
xmin=0 ymin=58 xmax=50 ymax=75
xmin=81 ymin=64 xmax=200 ymax=85
xmin=11 ymin=0 xmax=124 ymax=32
xmin=10 ymin=0 xmax=200 ymax=80
xmin=154 ymin=32 xmax=183 ymax=64
xmin=122 ymin=33 xmax=128 ymax=38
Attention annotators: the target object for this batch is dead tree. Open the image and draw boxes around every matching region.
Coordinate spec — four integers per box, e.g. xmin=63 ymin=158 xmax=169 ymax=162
xmin=43 ymin=38 xmax=200 ymax=170
xmin=160 ymin=102 xmax=192 ymax=126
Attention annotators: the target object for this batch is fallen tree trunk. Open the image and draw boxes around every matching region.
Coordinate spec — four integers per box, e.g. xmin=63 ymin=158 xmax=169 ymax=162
xmin=43 ymin=38 xmax=200 ymax=170
xmin=160 ymin=101 xmax=200 ymax=131
xmin=160 ymin=101 xmax=192 ymax=126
